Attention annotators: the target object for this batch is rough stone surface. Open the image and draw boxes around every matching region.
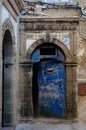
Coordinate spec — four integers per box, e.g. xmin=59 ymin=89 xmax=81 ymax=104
xmin=19 ymin=17 xmax=78 ymax=119
xmin=1 ymin=0 xmax=86 ymax=129
xmin=78 ymin=96 xmax=86 ymax=120
xmin=15 ymin=121 xmax=86 ymax=130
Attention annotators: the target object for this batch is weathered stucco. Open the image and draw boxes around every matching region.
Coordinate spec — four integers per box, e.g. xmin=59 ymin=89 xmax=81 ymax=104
xmin=19 ymin=11 xmax=79 ymax=121
xmin=0 ymin=0 xmax=86 ymax=129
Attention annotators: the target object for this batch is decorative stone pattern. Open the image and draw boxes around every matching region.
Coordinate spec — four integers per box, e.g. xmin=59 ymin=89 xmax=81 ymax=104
xmin=19 ymin=17 xmax=78 ymax=120
xmin=26 ymin=38 xmax=72 ymax=62
xmin=24 ymin=22 xmax=78 ymax=31
xmin=26 ymin=32 xmax=70 ymax=50
xmin=2 ymin=18 xmax=15 ymax=44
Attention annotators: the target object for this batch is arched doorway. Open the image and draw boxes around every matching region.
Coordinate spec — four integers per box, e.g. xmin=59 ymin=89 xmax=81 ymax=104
xmin=20 ymin=38 xmax=77 ymax=120
xmin=2 ymin=30 xmax=15 ymax=126
xmin=31 ymin=43 xmax=66 ymax=118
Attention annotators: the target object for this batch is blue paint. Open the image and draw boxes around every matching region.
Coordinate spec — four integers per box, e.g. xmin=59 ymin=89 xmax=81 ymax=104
xmin=31 ymin=45 xmax=66 ymax=118
xmin=31 ymin=47 xmax=65 ymax=63
xmin=31 ymin=49 xmax=40 ymax=63
xmin=38 ymin=60 xmax=66 ymax=117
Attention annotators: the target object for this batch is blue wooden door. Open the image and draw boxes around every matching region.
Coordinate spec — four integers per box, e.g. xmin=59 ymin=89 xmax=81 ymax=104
xmin=38 ymin=60 xmax=66 ymax=117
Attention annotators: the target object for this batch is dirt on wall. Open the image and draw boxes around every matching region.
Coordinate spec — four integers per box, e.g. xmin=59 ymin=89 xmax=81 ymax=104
xmin=78 ymin=96 xmax=86 ymax=121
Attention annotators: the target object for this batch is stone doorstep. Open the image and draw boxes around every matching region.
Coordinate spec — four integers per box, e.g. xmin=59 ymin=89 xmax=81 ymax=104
xmin=19 ymin=118 xmax=79 ymax=125
xmin=1 ymin=119 xmax=80 ymax=130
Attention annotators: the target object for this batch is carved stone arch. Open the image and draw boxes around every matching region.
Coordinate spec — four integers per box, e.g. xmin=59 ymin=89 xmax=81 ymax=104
xmin=52 ymin=38 xmax=72 ymax=62
xmin=20 ymin=37 xmax=77 ymax=120
xmin=20 ymin=38 xmax=77 ymax=119
xmin=2 ymin=18 xmax=17 ymax=126
xmin=2 ymin=18 xmax=15 ymax=44
xmin=26 ymin=38 xmax=73 ymax=62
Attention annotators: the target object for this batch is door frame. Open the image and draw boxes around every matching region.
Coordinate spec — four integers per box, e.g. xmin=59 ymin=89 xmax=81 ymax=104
xmin=19 ymin=38 xmax=77 ymax=120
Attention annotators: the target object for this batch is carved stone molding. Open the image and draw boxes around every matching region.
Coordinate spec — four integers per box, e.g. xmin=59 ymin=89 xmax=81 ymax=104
xmin=26 ymin=38 xmax=73 ymax=62
xmin=23 ymin=22 xmax=78 ymax=31
xmin=2 ymin=18 xmax=15 ymax=44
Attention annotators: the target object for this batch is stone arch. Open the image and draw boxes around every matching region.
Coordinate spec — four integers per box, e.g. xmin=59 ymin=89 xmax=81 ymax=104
xmin=25 ymin=38 xmax=75 ymax=119
xmin=26 ymin=38 xmax=73 ymax=62
xmin=2 ymin=18 xmax=15 ymax=45
xmin=2 ymin=18 xmax=16 ymax=126
xmin=20 ymin=38 xmax=77 ymax=119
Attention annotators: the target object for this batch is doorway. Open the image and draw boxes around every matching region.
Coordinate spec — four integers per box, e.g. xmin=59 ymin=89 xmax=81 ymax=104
xmin=32 ymin=63 xmax=39 ymax=117
xmin=31 ymin=44 xmax=66 ymax=118
xmin=2 ymin=30 xmax=14 ymax=126
xmin=38 ymin=59 xmax=66 ymax=117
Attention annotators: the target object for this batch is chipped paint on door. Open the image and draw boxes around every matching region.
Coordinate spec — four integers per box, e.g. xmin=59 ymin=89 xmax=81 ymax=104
xmin=38 ymin=60 xmax=66 ymax=117
xmin=31 ymin=44 xmax=66 ymax=118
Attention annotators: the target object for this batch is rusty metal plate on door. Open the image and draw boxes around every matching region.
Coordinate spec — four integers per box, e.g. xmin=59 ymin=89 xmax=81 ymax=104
xmin=78 ymin=84 xmax=86 ymax=96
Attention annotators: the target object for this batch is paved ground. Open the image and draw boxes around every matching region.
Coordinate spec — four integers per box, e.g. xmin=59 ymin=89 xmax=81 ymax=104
xmin=2 ymin=119 xmax=86 ymax=130
xmin=2 ymin=127 xmax=15 ymax=130
xmin=15 ymin=122 xmax=86 ymax=130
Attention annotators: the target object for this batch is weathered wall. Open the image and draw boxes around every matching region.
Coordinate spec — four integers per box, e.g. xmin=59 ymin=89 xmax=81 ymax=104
xmin=1 ymin=1 xmax=24 ymax=127
xmin=77 ymin=38 xmax=86 ymax=120
xmin=73 ymin=0 xmax=86 ymax=73
xmin=0 ymin=0 xmax=86 ymax=127
xmin=1 ymin=1 xmax=20 ymax=127
xmin=73 ymin=0 xmax=86 ymax=121
xmin=19 ymin=11 xmax=80 ymax=120
xmin=0 ymin=0 xmax=2 ymax=129
xmin=2 ymin=5 xmax=18 ymax=48
xmin=73 ymin=0 xmax=86 ymax=6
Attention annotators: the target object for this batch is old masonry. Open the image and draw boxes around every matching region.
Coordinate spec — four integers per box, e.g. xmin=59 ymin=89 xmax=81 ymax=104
xmin=0 ymin=0 xmax=86 ymax=129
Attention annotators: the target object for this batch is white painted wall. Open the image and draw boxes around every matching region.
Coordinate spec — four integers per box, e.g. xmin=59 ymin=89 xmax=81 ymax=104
xmin=2 ymin=5 xmax=18 ymax=50
xmin=42 ymin=0 xmax=73 ymax=3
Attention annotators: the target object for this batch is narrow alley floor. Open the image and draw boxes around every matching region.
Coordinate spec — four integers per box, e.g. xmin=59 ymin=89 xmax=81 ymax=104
xmin=15 ymin=122 xmax=86 ymax=130
xmin=4 ymin=118 xmax=85 ymax=130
